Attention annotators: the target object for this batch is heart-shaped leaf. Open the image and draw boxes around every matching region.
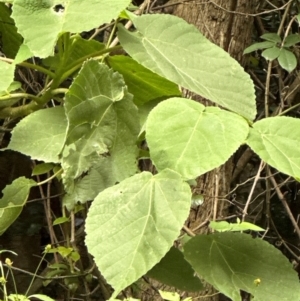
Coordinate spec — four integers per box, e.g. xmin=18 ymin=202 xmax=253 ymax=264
xmin=146 ymin=98 xmax=249 ymax=179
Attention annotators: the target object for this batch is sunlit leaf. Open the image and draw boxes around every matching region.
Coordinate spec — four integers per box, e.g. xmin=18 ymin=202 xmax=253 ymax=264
xmin=12 ymin=0 xmax=131 ymax=57
xmin=8 ymin=107 xmax=67 ymax=163
xmin=118 ymin=14 xmax=256 ymax=120
xmin=246 ymin=116 xmax=300 ymax=178
xmin=146 ymin=98 xmax=249 ymax=179
xmin=85 ymin=169 xmax=191 ymax=297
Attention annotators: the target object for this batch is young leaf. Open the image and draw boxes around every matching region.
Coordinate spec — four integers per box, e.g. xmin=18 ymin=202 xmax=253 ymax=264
xmin=53 ymin=217 xmax=70 ymax=225
xmin=0 ymin=177 xmax=36 ymax=235
xmin=108 ymin=55 xmax=181 ymax=106
xmin=12 ymin=0 xmax=131 ymax=58
xmin=243 ymin=41 xmax=275 ymax=54
xmin=118 ymin=14 xmax=256 ymax=121
xmin=146 ymin=98 xmax=249 ymax=179
xmin=85 ymin=169 xmax=191 ymax=298
xmin=209 ymin=221 xmax=265 ymax=232
xmin=183 ymin=233 xmax=300 ymax=301
xmin=262 ymin=46 xmax=281 ymax=61
xmin=147 ymin=247 xmax=203 ymax=292
xmin=283 ymin=34 xmax=300 ymax=47
xmin=246 ymin=116 xmax=300 ymax=179
xmin=278 ymin=48 xmax=297 ymax=72
xmin=260 ymin=33 xmax=281 ymax=43
xmin=8 ymin=107 xmax=67 ymax=163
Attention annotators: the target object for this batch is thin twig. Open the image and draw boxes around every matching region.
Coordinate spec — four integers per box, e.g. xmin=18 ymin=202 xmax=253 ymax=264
xmin=210 ymin=0 xmax=293 ymax=17
xmin=242 ymin=161 xmax=265 ymax=221
xmin=270 ymin=176 xmax=300 ymax=239
xmin=182 ymin=225 xmax=196 ymax=237
xmin=109 ymin=0 xmax=151 ymax=48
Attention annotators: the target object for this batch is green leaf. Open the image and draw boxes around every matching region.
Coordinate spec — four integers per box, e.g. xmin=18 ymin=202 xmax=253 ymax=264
xmin=260 ymin=33 xmax=281 ymax=43
xmin=108 ymin=55 xmax=181 ymax=106
xmin=183 ymin=233 xmax=300 ymax=301
xmin=283 ymin=34 xmax=300 ymax=47
xmin=0 ymin=61 xmax=15 ymax=92
xmin=278 ymin=48 xmax=297 ymax=72
xmin=53 ymin=217 xmax=70 ymax=225
xmin=0 ymin=177 xmax=36 ymax=235
xmin=118 ymin=14 xmax=256 ymax=121
xmin=146 ymin=98 xmax=249 ymax=179
xmin=246 ymin=116 xmax=300 ymax=179
xmin=62 ymin=60 xmax=139 ymax=209
xmin=32 ymin=163 xmax=55 ymax=176
xmin=8 ymin=107 xmax=67 ymax=163
xmin=147 ymin=247 xmax=203 ymax=292
xmin=262 ymin=46 xmax=281 ymax=61
xmin=0 ymin=3 xmax=23 ymax=58
xmin=85 ymin=169 xmax=191 ymax=297
xmin=12 ymin=0 xmax=131 ymax=58
xmin=243 ymin=41 xmax=276 ymax=54
xmin=209 ymin=221 xmax=265 ymax=232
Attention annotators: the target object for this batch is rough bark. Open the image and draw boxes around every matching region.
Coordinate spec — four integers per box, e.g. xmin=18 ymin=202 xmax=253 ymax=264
xmin=134 ymin=1 xmax=258 ymax=301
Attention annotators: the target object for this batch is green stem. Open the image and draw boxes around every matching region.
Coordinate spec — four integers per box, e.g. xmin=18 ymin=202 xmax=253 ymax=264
xmin=61 ymin=45 xmax=122 ymax=81
xmin=25 ymin=251 xmax=48 ymax=296
xmin=0 ymin=93 xmax=42 ymax=103
xmin=0 ymin=101 xmax=41 ymax=119
xmin=36 ymin=168 xmax=63 ymax=186
xmin=0 ymin=261 xmax=8 ymax=301
xmin=278 ymin=102 xmax=300 ymax=116
xmin=51 ymin=88 xmax=69 ymax=95
xmin=0 ymin=57 xmax=55 ymax=78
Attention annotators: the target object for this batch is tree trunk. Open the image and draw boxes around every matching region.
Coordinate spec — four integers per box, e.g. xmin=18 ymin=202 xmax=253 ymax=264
xmin=168 ymin=1 xmax=258 ymax=301
xmin=129 ymin=1 xmax=259 ymax=301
